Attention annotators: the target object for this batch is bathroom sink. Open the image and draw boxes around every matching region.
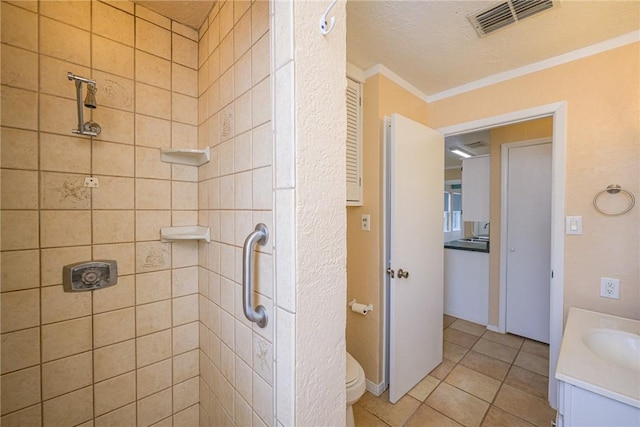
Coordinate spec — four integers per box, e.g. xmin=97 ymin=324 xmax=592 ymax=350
xmin=583 ymin=329 xmax=640 ymax=373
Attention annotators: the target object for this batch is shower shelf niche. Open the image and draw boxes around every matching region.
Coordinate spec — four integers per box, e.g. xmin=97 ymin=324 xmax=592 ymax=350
xmin=161 ymin=147 xmax=210 ymax=166
xmin=161 ymin=226 xmax=211 ymax=243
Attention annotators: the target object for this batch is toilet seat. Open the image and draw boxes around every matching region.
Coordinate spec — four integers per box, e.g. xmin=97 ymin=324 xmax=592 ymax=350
xmin=346 ymin=352 xmax=361 ymax=388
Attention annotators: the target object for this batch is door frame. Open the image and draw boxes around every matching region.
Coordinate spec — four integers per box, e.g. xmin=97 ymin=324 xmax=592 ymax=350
xmin=437 ymin=101 xmax=566 ymax=409
xmin=500 ymin=139 xmax=552 ymax=339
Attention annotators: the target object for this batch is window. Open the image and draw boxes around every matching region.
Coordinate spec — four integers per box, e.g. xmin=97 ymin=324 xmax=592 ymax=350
xmin=444 ymin=190 xmax=462 ymax=232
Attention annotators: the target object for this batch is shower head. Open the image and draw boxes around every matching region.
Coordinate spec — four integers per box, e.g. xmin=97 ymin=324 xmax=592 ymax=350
xmin=84 ymin=83 xmax=97 ymax=109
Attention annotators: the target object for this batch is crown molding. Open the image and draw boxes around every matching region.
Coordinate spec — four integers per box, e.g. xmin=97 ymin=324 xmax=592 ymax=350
xmin=363 ymin=64 xmax=429 ymax=103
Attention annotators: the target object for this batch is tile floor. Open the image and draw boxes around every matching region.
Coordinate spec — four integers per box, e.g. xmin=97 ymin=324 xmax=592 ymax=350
xmin=353 ymin=316 xmax=557 ymax=427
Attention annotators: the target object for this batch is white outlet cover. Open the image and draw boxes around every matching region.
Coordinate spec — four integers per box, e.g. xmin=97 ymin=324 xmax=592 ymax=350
xmin=600 ymin=277 xmax=620 ymax=299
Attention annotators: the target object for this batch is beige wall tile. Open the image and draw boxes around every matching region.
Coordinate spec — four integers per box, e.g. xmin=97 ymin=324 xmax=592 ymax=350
xmin=172 ymin=266 xmax=198 ymax=297
xmin=0 ymin=289 xmax=39 ymax=333
xmin=172 ymin=181 xmax=198 ymax=210
xmin=234 ymin=10 xmax=252 ymax=60
xmin=40 ymin=210 xmax=91 ymax=248
xmin=93 ymin=1 xmax=134 ymax=46
xmin=135 ymin=210 xmax=169 ymax=241
xmin=93 ymin=34 xmax=134 ymax=78
xmin=219 ymin=1 xmax=233 ymax=39
xmin=39 ymin=56 xmax=90 ymax=100
xmin=235 ymin=51 xmax=251 ymax=97
xmin=136 ymin=270 xmax=172 ymax=304
xmin=172 ymin=64 xmax=198 ymax=97
xmin=252 ymin=33 xmax=270 ymax=86
xmin=42 ymin=386 xmax=93 ymax=427
xmin=137 ymin=388 xmax=172 ymax=427
xmin=93 ymin=274 xmax=135 ymax=313
xmin=173 ymin=294 xmax=199 ymax=326
xmin=92 ymin=176 xmax=135 ymax=210
xmin=137 ymin=329 xmax=172 ymax=367
xmin=172 ymin=210 xmax=198 ymax=226
xmin=1 ymin=3 xmax=38 ymax=52
xmin=173 ymin=22 xmax=198 ymax=41
xmin=41 ymin=285 xmax=92 ymax=324
xmin=171 ymin=123 xmax=198 ymax=149
xmin=93 ymin=243 xmax=136 ymax=276
xmin=1 ymin=128 xmax=38 ymax=170
xmin=173 ymin=349 xmax=199 ymax=384
xmin=94 ymin=371 xmax=136 ymax=416
xmin=0 ymin=403 xmax=42 ymax=426
xmin=172 ymin=240 xmax=198 ymax=268
xmin=137 ymin=359 xmax=172 ymax=398
xmin=93 ymin=70 xmax=135 ymax=112
xmin=252 ymin=122 xmax=272 ymax=169
xmin=1 ymin=44 xmax=38 ymax=90
xmin=42 ymin=317 xmax=92 ymax=362
xmin=93 ymin=107 xmax=135 ymax=145
xmin=1 ymin=250 xmax=39 ymax=292
xmin=219 ymin=34 xmax=234 ymax=75
xmin=173 ymin=404 xmax=199 ymax=427
xmin=235 ymin=91 xmax=252 ymax=135
xmin=40 ymin=246 xmax=91 ymax=286
xmin=40 ymin=1 xmax=90 ymax=31
xmin=40 ymin=172 xmax=91 ymax=209
xmin=42 ymin=351 xmax=92 ymax=399
xmin=136 ymin=5 xmax=170 ymax=29
xmin=137 ymin=300 xmax=172 ymax=336
xmin=136 ymin=50 xmax=171 ymax=90
xmin=252 ymin=76 xmax=271 ymax=127
xmin=94 ymin=339 xmax=136 ymax=383
xmin=136 ymin=114 xmax=171 ymax=148
xmin=39 ymin=94 xmax=77 ymax=136
xmin=173 ymin=377 xmax=199 ymax=413
xmin=173 ymin=322 xmax=199 ymax=355
xmin=172 ymin=163 xmax=199 ymax=182
xmin=252 ymin=0 xmax=269 ymax=43
xmin=136 ymin=179 xmax=171 ymax=210
xmin=94 ymin=307 xmax=135 ymax=348
xmin=95 ymin=402 xmax=136 ymax=427
xmin=172 ymin=93 xmax=198 ymax=125
xmin=172 ymin=34 xmax=198 ymax=69
xmin=136 ymin=18 xmax=171 ymax=59
xmin=40 ymin=17 xmax=90 ymax=66
xmin=92 ymin=141 xmax=135 ymax=176
xmin=1 ymin=327 xmax=40 ymax=374
xmin=0 ymin=366 xmax=41 ymax=415
xmin=136 ymin=83 xmax=171 ymax=119
xmin=235 ymin=0 xmax=251 ymax=23
xmin=93 ymin=210 xmax=135 ymax=244
xmin=136 ymin=146 xmax=171 ymax=179
xmin=40 ymin=133 xmax=91 ymax=174
xmin=2 ymin=86 xmax=38 ymax=130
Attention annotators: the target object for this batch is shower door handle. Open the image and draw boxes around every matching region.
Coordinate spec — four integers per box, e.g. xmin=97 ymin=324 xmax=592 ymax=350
xmin=242 ymin=223 xmax=269 ymax=328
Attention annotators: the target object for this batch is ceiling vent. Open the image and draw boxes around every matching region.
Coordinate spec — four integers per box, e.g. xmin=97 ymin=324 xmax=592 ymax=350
xmin=464 ymin=141 xmax=489 ymax=150
xmin=469 ymin=0 xmax=557 ymax=37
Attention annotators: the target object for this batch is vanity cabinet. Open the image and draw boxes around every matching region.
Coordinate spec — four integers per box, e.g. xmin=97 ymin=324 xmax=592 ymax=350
xmin=462 ymin=155 xmax=490 ymax=221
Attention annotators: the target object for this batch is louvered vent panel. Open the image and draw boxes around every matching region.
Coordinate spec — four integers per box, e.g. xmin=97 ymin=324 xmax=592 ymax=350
xmin=346 ymin=77 xmax=362 ymax=204
xmin=469 ymin=0 xmax=557 ymax=37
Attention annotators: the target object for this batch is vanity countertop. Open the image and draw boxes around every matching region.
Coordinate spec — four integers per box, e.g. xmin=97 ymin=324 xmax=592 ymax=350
xmin=556 ymin=307 xmax=640 ymax=408
xmin=444 ymin=239 xmax=489 ymax=253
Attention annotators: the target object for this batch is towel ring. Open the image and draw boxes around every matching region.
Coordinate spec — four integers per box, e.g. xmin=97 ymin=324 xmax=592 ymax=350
xmin=593 ymin=184 xmax=635 ymax=216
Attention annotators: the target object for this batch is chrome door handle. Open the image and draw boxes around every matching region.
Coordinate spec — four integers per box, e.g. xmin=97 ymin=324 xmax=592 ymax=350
xmin=386 ymin=268 xmax=395 ymax=278
xmin=242 ymin=224 xmax=269 ymax=328
xmin=397 ymin=269 xmax=409 ymax=279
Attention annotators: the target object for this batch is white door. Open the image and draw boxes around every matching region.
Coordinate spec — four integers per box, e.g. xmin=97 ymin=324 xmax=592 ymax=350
xmin=506 ymin=142 xmax=552 ymax=343
xmin=387 ymin=113 xmax=444 ymax=403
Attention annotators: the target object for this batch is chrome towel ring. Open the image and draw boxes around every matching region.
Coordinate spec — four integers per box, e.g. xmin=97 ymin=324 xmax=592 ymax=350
xmin=593 ymin=184 xmax=635 ymax=216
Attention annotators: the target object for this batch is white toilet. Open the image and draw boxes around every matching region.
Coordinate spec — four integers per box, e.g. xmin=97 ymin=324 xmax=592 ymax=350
xmin=346 ymin=352 xmax=366 ymax=427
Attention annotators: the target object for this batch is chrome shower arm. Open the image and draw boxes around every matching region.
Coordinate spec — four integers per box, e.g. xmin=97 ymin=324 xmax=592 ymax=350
xmin=67 ymin=72 xmax=96 ymax=85
xmin=68 ymin=71 xmax=101 ymax=137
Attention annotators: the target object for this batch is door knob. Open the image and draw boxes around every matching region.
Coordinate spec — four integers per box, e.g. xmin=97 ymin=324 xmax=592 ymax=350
xmin=386 ymin=268 xmax=395 ymax=278
xmin=397 ymin=269 xmax=409 ymax=279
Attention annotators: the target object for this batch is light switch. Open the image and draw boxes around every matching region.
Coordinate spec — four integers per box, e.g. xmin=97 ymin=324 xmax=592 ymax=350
xmin=565 ymin=216 xmax=582 ymax=235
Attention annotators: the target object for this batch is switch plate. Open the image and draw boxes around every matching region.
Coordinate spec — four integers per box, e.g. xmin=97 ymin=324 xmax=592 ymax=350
xmin=361 ymin=214 xmax=371 ymax=231
xmin=565 ymin=216 xmax=582 ymax=235
xmin=600 ymin=277 xmax=620 ymax=299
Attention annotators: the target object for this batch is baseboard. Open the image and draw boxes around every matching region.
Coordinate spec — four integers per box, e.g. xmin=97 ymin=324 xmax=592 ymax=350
xmin=365 ymin=379 xmax=386 ymax=397
xmin=486 ymin=324 xmax=502 ymax=333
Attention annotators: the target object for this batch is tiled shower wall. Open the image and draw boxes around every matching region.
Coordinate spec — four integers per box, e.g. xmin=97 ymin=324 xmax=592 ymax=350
xmin=196 ymin=1 xmax=275 ymax=425
xmin=1 ymin=1 xmax=202 ymax=425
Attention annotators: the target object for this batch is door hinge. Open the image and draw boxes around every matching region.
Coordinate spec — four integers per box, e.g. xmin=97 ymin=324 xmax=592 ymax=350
xmin=551 ymin=270 xmax=554 ymax=279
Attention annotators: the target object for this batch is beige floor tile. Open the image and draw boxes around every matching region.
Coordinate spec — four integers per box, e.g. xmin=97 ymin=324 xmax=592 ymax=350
xmin=521 ymin=340 xmax=549 ymax=359
xmin=353 ymin=405 xmax=389 ymax=427
xmin=482 ymin=330 xmax=524 ymax=349
xmin=472 ymin=339 xmax=518 ymax=364
xmin=504 ymin=366 xmax=548 ymax=399
xmin=444 ymin=340 xmax=469 ymax=363
xmin=444 ymin=315 xmax=457 ymax=328
xmin=356 ymin=391 xmax=420 ymax=427
xmin=459 ymin=351 xmax=510 ymax=381
xmin=513 ymin=351 xmax=549 ymax=377
xmin=426 ymin=382 xmax=489 ymax=427
xmin=481 ymin=406 xmax=535 ymax=427
xmin=429 ymin=359 xmax=456 ymax=380
xmin=445 ymin=327 xmax=480 ymax=349
xmin=494 ymin=384 xmax=556 ymax=427
xmin=404 ymin=404 xmax=463 ymax=427
xmin=449 ymin=319 xmax=486 ymax=337
xmin=408 ymin=375 xmax=440 ymax=402
xmin=445 ymin=365 xmax=501 ymax=402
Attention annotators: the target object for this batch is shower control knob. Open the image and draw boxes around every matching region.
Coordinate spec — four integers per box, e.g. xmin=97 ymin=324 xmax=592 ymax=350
xmin=81 ymin=269 xmax=101 ymax=285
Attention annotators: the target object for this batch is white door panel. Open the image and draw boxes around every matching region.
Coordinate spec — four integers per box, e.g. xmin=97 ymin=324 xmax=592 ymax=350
xmin=387 ymin=114 xmax=444 ymax=403
xmin=506 ymin=143 xmax=552 ymax=343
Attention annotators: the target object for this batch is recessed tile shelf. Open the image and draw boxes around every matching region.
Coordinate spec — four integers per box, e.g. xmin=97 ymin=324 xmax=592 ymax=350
xmin=160 ymin=147 xmax=210 ymax=166
xmin=160 ymin=226 xmax=211 ymax=243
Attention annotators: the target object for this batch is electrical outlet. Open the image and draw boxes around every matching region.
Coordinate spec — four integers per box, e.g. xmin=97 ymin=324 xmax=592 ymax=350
xmin=600 ymin=277 xmax=620 ymax=299
xmin=361 ymin=214 xmax=371 ymax=232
